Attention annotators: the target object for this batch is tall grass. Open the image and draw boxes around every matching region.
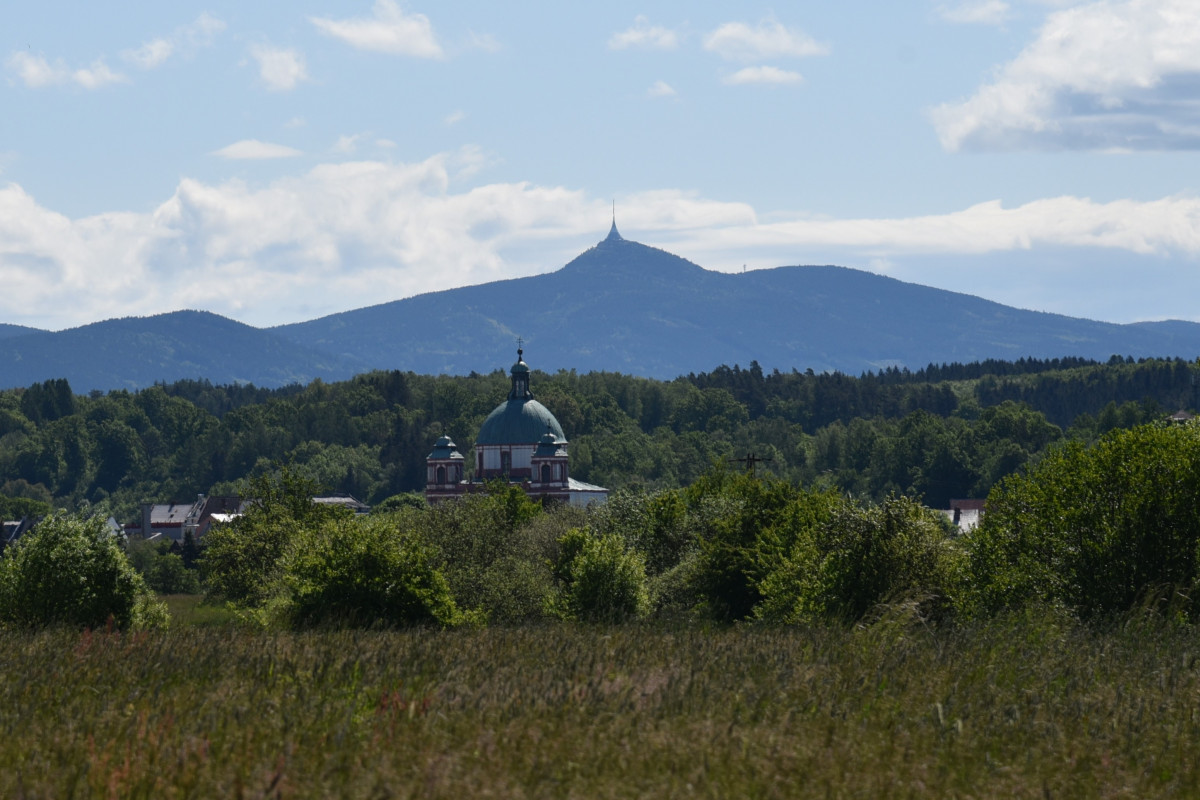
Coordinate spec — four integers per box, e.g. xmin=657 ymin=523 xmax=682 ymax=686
xmin=2 ymin=612 xmax=1198 ymax=797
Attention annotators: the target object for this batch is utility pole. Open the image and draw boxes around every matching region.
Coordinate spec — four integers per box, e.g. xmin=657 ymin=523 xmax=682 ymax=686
xmin=729 ymin=452 xmax=773 ymax=476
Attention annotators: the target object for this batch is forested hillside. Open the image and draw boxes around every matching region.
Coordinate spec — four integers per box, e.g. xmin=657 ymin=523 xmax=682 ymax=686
xmin=0 ymin=356 xmax=1196 ymax=524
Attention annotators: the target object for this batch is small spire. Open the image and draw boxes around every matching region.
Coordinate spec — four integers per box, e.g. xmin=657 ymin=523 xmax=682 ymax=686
xmin=605 ymin=203 xmax=623 ymax=243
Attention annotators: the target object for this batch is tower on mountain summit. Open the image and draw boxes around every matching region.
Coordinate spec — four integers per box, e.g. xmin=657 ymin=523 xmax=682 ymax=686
xmin=606 ymin=201 xmax=623 ymax=243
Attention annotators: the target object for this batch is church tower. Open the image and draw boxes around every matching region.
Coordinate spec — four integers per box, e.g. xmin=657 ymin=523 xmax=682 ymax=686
xmin=423 ymin=344 xmax=607 ymax=506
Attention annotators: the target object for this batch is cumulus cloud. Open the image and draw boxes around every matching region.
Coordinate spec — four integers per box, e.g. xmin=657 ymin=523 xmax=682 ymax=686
xmin=72 ymin=60 xmax=126 ymax=89
xmin=6 ymin=52 xmax=126 ymax=89
xmin=8 ymin=12 xmax=223 ymax=89
xmin=703 ymin=19 xmax=828 ymax=62
xmin=4 ymin=146 xmax=1200 ymax=329
xmin=722 ymin=66 xmax=803 ymax=86
xmin=212 ymin=140 xmax=303 ymax=160
xmin=647 ymin=80 xmax=677 ymax=98
xmin=609 ymin=16 xmax=679 ymax=50
xmin=333 ymin=134 xmax=366 ymax=154
xmin=938 ymin=1 xmax=1012 ymax=25
xmin=123 ymin=38 xmax=173 ymax=69
xmin=0 ymin=152 xmax=605 ymax=328
xmin=6 ymin=53 xmax=68 ymax=87
xmin=121 ymin=13 xmax=226 ymax=69
xmin=311 ymin=0 xmax=443 ymax=58
xmin=249 ymin=44 xmax=308 ymax=91
xmin=723 ymin=196 xmax=1200 ymax=256
xmin=932 ymin=0 xmax=1200 ymax=151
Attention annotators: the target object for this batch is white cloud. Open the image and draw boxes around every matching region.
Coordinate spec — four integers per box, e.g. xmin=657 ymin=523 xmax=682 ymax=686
xmin=647 ymin=80 xmax=677 ymax=98
xmin=6 ymin=52 xmax=126 ymax=89
xmin=722 ymin=66 xmax=803 ymax=86
xmin=311 ymin=0 xmax=444 ymax=58
xmin=184 ymin=12 xmax=227 ymax=44
xmin=723 ymin=196 xmax=1200 ymax=256
xmin=444 ymin=110 xmax=466 ymax=125
xmin=465 ymin=31 xmax=501 ymax=53
xmin=250 ymin=45 xmax=308 ymax=91
xmin=212 ymin=140 xmax=303 ymax=160
xmin=123 ymin=38 xmax=173 ymax=69
xmin=938 ymin=1 xmax=1012 ymax=25
xmin=333 ymin=134 xmax=366 ymax=154
xmin=932 ymin=0 xmax=1200 ymax=151
xmin=0 ymin=151 xmax=601 ymax=328
xmin=4 ymin=146 xmax=1200 ymax=330
xmin=703 ymin=19 xmax=828 ymax=62
xmin=8 ymin=12 xmax=223 ymax=89
xmin=72 ymin=60 xmax=126 ymax=89
xmin=6 ymin=52 xmax=68 ymax=87
xmin=609 ymin=16 xmax=679 ymax=50
xmin=121 ymin=13 xmax=226 ymax=69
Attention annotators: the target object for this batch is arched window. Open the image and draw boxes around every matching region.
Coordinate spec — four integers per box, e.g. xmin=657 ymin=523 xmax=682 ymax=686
xmin=436 ymin=465 xmax=446 ymax=484
xmin=541 ymin=463 xmax=551 ymax=484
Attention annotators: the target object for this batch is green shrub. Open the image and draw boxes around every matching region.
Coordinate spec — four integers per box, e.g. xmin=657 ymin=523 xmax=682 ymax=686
xmin=555 ymin=528 xmax=649 ymax=622
xmin=687 ymin=468 xmax=841 ymax=621
xmin=588 ymin=489 xmax=693 ymax=576
xmin=127 ymin=539 xmax=202 ymax=595
xmin=277 ymin=516 xmax=471 ymax=629
xmin=421 ymin=490 xmax=561 ymax=623
xmin=202 ymin=466 xmax=342 ymax=607
xmin=967 ymin=421 xmax=1200 ymax=618
xmin=756 ymin=494 xmax=966 ymax=624
xmin=0 ymin=514 xmax=166 ymax=630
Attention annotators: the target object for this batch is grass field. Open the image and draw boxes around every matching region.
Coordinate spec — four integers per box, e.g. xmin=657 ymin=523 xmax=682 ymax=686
xmin=2 ymin=605 xmax=1199 ymax=798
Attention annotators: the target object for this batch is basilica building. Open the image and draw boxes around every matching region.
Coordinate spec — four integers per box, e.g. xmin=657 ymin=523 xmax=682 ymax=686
xmin=425 ymin=348 xmax=608 ymax=506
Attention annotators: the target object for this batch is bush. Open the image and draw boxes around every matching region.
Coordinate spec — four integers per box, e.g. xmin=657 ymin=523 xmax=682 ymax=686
xmin=967 ymin=421 xmax=1200 ymax=618
xmin=756 ymin=494 xmax=966 ymax=624
xmin=127 ymin=539 xmax=202 ymax=595
xmin=202 ymin=466 xmax=342 ymax=607
xmin=555 ymin=528 xmax=649 ymax=622
xmin=0 ymin=514 xmax=166 ymax=630
xmin=421 ymin=489 xmax=561 ymax=623
xmin=276 ymin=516 xmax=472 ymax=629
xmin=688 ymin=469 xmax=837 ymax=621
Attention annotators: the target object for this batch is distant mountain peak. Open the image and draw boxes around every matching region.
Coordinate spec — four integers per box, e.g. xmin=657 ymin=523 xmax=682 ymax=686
xmin=562 ymin=227 xmax=706 ymax=282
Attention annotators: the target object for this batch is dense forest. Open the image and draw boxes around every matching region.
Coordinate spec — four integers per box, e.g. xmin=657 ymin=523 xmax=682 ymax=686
xmin=0 ymin=356 xmax=1197 ymax=524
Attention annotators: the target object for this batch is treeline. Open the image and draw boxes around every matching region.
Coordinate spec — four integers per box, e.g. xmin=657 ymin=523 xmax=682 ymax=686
xmin=12 ymin=414 xmax=1199 ymax=632
xmin=0 ymin=357 xmax=1196 ymax=523
xmin=197 ymin=420 xmax=1200 ymax=629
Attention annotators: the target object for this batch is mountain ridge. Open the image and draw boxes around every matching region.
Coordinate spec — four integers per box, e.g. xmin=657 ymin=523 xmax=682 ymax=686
xmin=0 ymin=310 xmax=367 ymax=392
xmin=275 ymin=230 xmax=1200 ymax=377
xmin=2 ymin=229 xmax=1200 ymax=391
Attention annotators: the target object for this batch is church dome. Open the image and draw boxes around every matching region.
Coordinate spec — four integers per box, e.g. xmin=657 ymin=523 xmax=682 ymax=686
xmin=475 ymin=348 xmax=565 ymax=445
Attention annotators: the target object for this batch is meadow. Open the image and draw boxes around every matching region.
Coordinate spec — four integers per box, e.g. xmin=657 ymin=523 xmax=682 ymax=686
xmin=3 ymin=604 xmax=1199 ymax=798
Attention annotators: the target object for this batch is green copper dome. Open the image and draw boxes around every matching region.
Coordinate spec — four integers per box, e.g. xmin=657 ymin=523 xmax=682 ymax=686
xmin=476 ymin=399 xmax=564 ymax=445
xmin=475 ymin=347 xmax=565 ymax=445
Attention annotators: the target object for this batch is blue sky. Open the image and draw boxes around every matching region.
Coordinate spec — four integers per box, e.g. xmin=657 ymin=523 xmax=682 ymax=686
xmin=3 ymin=0 xmax=1200 ymax=331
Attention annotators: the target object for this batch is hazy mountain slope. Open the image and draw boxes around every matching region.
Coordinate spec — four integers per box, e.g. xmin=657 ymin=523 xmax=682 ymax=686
xmin=0 ymin=323 xmax=41 ymax=340
xmin=4 ymin=229 xmax=1200 ymax=391
xmin=275 ymin=228 xmax=1200 ymax=377
xmin=0 ymin=310 xmax=366 ymax=392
